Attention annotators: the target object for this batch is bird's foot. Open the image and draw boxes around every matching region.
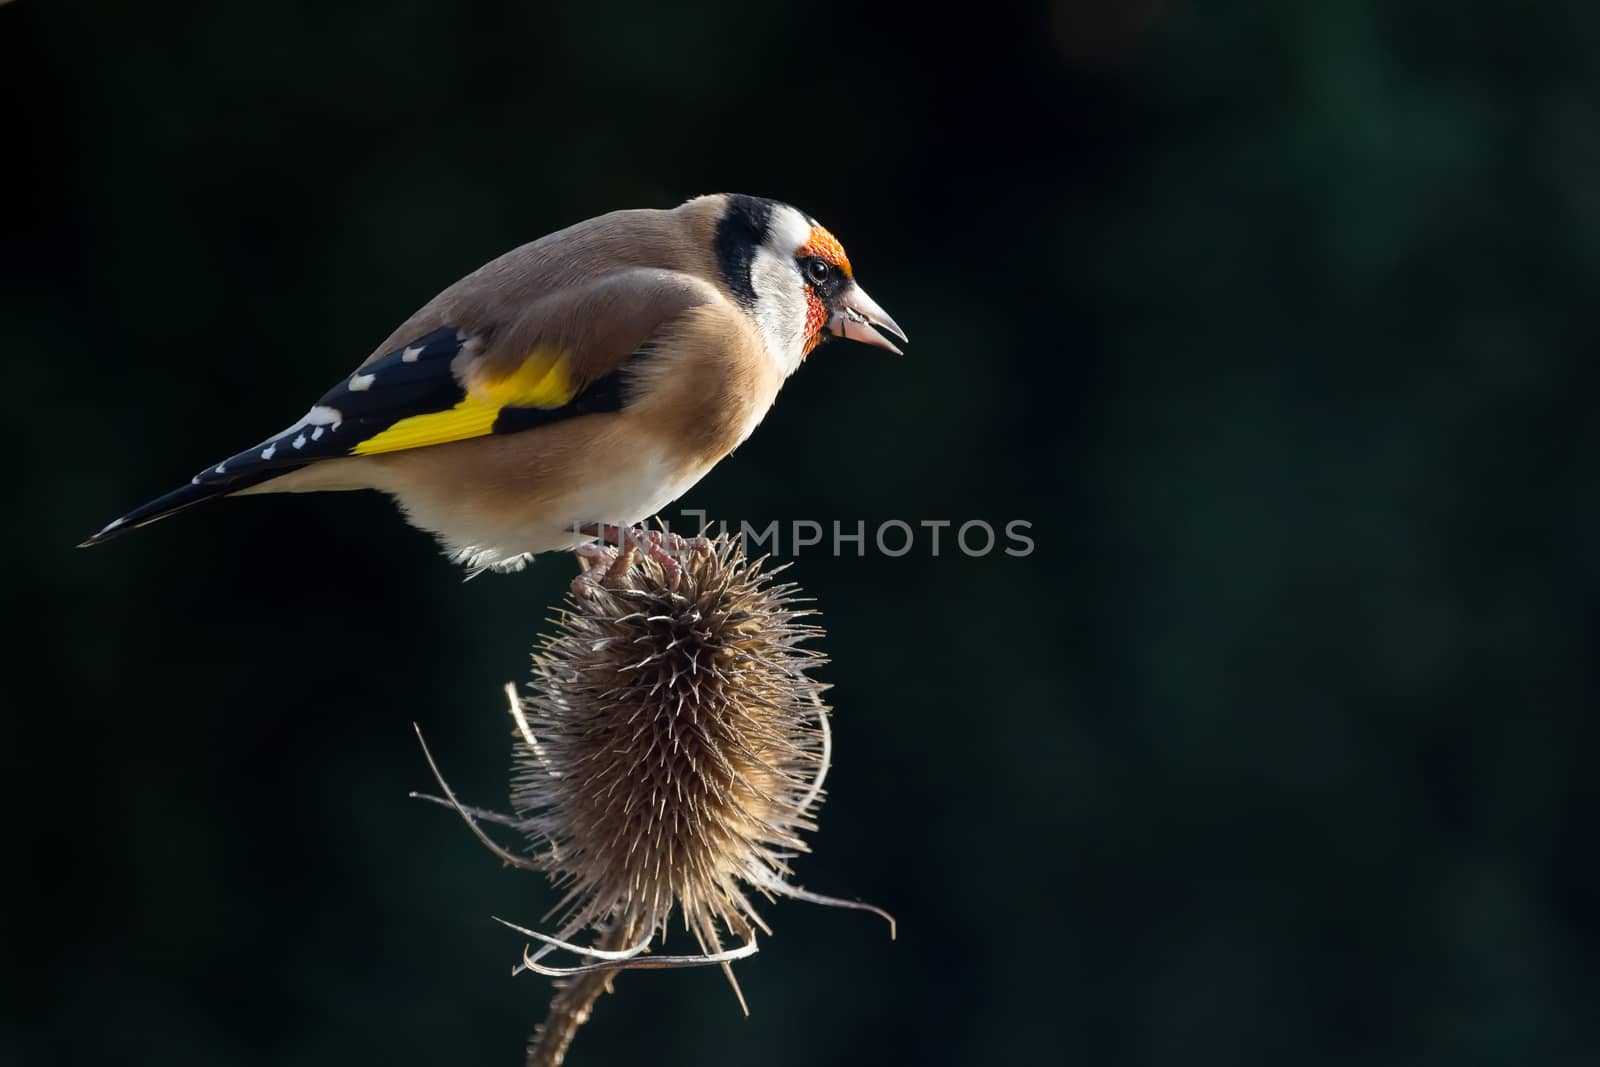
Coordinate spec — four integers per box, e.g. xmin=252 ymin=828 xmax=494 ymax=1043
xmin=570 ymin=541 xmax=627 ymax=599
xmin=572 ymin=524 xmax=710 ymax=593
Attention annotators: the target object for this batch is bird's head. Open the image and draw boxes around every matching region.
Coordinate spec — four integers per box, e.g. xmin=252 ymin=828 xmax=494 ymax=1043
xmin=705 ymin=193 xmax=906 ymax=374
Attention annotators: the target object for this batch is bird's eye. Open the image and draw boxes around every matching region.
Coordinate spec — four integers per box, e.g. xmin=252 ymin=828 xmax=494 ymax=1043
xmin=805 ymin=258 xmax=832 ymax=285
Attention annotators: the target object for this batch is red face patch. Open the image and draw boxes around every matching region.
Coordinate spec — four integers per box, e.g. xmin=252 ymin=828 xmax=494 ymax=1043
xmin=799 ymin=224 xmax=849 ymax=358
xmin=802 ymin=289 xmax=828 ymax=356
xmin=797 ymin=225 xmax=852 ymax=277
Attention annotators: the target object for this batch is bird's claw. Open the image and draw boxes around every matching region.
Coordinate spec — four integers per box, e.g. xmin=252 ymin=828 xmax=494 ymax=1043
xmin=571 ymin=525 xmax=710 ymax=594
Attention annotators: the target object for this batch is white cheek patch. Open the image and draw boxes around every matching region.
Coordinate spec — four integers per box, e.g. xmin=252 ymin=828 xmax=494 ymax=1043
xmin=748 ymin=247 xmax=808 ymax=375
xmin=767 ymin=205 xmax=814 ymax=254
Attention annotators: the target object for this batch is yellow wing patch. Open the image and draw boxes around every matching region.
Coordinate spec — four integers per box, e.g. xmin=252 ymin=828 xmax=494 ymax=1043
xmin=351 ymin=400 xmax=501 ymax=455
xmin=471 ymin=348 xmax=576 ymax=408
xmin=351 ymin=349 xmax=579 ymax=457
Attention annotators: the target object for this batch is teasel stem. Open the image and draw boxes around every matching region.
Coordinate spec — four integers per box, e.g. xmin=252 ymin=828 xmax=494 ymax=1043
xmin=525 ymin=915 xmax=642 ymax=1067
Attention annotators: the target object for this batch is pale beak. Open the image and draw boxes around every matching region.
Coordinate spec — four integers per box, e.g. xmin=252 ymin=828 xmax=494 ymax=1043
xmin=828 ymin=283 xmax=908 ymax=355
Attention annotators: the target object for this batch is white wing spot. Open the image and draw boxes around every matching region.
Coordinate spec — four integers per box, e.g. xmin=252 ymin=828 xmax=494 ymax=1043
xmin=191 ymin=475 xmax=202 ymax=485
xmin=292 ymin=434 xmax=307 ymax=450
xmin=350 ymin=372 xmax=376 ymax=391
xmin=311 ymin=426 xmax=324 ymax=441
xmin=261 ymin=444 xmax=277 ymax=460
xmin=270 ymin=404 xmax=345 ymax=445
xmin=401 ymin=345 xmax=423 ymax=363
xmin=215 ymin=463 xmax=228 ymax=474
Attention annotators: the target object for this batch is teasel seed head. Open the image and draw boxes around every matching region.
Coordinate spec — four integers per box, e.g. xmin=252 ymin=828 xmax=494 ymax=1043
xmin=416 ymin=532 xmax=892 ymax=1025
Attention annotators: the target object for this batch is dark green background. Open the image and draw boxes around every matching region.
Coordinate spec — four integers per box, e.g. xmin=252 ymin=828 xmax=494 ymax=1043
xmin=7 ymin=2 xmax=1598 ymax=1064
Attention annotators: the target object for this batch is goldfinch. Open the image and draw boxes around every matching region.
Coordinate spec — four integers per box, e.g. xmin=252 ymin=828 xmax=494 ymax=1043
xmin=80 ymin=194 xmax=905 ymax=572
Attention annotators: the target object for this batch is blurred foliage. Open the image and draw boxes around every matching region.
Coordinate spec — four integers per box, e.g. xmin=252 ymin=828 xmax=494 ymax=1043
xmin=5 ymin=1 xmax=1598 ymax=1065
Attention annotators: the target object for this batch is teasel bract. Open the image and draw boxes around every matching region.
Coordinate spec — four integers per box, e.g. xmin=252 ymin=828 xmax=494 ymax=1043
xmin=416 ymin=532 xmax=892 ymax=1063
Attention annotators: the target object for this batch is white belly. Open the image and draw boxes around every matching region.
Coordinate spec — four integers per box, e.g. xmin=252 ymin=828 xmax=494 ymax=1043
xmin=392 ymin=446 xmax=713 ymax=573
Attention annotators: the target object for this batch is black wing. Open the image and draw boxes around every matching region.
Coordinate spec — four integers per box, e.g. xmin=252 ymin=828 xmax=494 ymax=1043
xmin=80 ymin=326 xmax=637 ymax=546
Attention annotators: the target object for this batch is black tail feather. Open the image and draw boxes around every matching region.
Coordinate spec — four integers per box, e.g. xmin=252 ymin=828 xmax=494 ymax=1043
xmin=78 ymin=465 xmax=303 ymax=547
